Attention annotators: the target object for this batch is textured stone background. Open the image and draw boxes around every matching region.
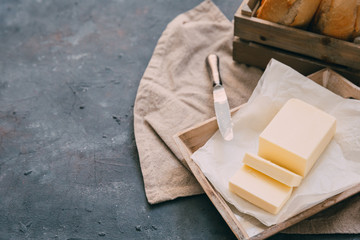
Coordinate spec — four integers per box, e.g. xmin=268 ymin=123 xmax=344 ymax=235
xmin=0 ymin=0 xmax=358 ymax=239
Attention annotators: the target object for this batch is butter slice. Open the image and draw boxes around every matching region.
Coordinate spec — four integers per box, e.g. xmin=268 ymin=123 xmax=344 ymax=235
xmin=229 ymin=165 xmax=293 ymax=214
xmin=259 ymin=98 xmax=336 ymax=176
xmin=243 ymin=153 xmax=302 ymax=187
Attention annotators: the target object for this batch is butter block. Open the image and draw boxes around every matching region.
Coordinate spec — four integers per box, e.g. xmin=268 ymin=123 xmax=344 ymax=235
xmin=229 ymin=165 xmax=293 ymax=214
xmin=259 ymin=98 xmax=336 ymax=176
xmin=243 ymin=152 xmax=303 ymax=187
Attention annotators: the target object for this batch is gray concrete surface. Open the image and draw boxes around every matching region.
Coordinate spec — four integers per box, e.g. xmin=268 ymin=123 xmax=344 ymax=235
xmin=0 ymin=0 xmax=359 ymax=239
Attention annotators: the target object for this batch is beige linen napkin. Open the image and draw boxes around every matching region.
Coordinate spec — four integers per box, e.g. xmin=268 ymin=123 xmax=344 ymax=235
xmin=134 ymin=0 xmax=359 ymax=233
xmin=134 ymin=0 xmax=261 ymax=204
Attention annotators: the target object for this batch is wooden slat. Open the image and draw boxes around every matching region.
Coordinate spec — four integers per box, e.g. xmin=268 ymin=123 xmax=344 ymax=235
xmin=174 ymin=106 xmax=245 ymax=239
xmin=174 ymin=134 xmax=249 ymax=240
xmin=233 ymin=37 xmax=360 ymax=86
xmin=241 ymin=4 xmax=252 ymax=17
xmin=307 ymin=69 xmax=360 ymax=99
xmin=247 ymin=0 xmax=259 ymax=9
xmin=177 ymin=106 xmax=242 ymax=153
xmin=234 ymin=0 xmax=360 ymax=70
xmin=174 ymin=69 xmax=360 ymax=239
xmin=240 ymin=1 xmax=252 ymax=17
xmin=240 ymin=0 xmax=259 ymax=16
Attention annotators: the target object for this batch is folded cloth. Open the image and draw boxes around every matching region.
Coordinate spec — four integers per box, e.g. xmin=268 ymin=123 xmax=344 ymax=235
xmin=133 ymin=0 xmax=360 ymax=234
xmin=134 ymin=0 xmax=261 ymax=204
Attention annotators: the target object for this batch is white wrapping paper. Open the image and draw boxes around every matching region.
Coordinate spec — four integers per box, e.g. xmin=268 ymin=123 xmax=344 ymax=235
xmin=191 ymin=59 xmax=360 ymax=226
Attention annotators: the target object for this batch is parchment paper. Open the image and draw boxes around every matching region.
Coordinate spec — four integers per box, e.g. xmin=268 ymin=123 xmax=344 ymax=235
xmin=191 ymin=59 xmax=360 ymax=226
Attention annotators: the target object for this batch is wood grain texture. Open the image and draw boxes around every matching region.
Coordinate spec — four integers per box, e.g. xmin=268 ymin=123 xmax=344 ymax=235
xmin=174 ymin=69 xmax=360 ymax=239
xmin=233 ymin=37 xmax=360 ymax=86
xmin=241 ymin=0 xmax=258 ymax=16
xmin=307 ymin=69 xmax=360 ymax=99
xmin=234 ymin=0 xmax=360 ymax=71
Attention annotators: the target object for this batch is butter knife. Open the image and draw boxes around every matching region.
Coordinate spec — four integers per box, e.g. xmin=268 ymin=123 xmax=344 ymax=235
xmin=206 ymin=54 xmax=233 ymax=141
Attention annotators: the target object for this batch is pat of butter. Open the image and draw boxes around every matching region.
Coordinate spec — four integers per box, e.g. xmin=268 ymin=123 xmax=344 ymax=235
xmin=243 ymin=152 xmax=302 ymax=187
xmin=259 ymin=98 xmax=336 ymax=176
xmin=229 ymin=165 xmax=293 ymax=214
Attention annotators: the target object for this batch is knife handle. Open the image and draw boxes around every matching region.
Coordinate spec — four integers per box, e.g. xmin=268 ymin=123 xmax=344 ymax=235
xmin=206 ymin=54 xmax=222 ymax=87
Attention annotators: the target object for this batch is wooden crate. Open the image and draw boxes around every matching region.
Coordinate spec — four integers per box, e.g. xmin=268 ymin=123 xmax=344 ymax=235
xmin=233 ymin=0 xmax=360 ymax=85
xmin=174 ymin=69 xmax=360 ymax=239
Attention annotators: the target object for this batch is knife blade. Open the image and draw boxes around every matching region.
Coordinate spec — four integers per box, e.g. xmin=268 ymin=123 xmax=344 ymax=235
xmin=206 ymin=54 xmax=233 ymax=141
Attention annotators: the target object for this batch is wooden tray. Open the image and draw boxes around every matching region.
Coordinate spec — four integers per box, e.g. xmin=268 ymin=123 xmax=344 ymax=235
xmin=233 ymin=0 xmax=360 ymax=85
xmin=174 ymin=69 xmax=360 ymax=239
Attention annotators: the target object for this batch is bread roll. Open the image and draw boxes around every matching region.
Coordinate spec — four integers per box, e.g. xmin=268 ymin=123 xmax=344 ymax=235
xmin=353 ymin=5 xmax=360 ymax=39
xmin=256 ymin=0 xmax=321 ymax=27
xmin=312 ymin=0 xmax=357 ymax=40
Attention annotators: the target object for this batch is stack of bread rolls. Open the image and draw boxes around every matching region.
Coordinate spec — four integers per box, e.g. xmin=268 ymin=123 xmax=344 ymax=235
xmin=256 ymin=0 xmax=360 ymax=41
